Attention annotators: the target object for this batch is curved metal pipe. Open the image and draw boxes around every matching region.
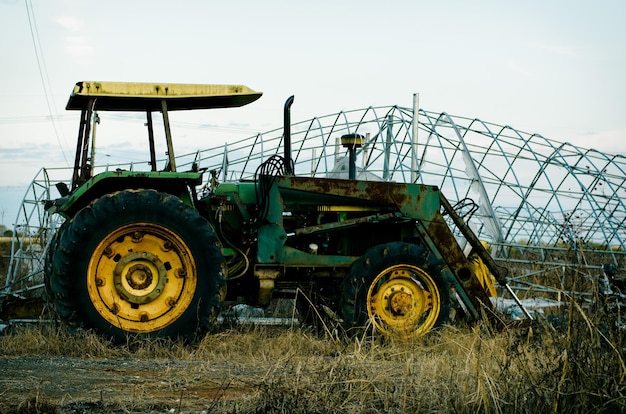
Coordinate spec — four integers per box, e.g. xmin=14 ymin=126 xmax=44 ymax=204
xmin=283 ymin=95 xmax=295 ymax=175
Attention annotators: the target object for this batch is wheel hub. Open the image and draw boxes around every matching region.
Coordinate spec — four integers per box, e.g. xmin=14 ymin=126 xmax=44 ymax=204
xmin=126 ymin=264 xmax=153 ymax=290
xmin=367 ymin=265 xmax=439 ymax=338
xmin=113 ymin=251 xmax=169 ymax=305
xmin=88 ymin=224 xmax=198 ymax=333
xmin=389 ymin=290 xmax=413 ymax=316
xmin=374 ymin=275 xmax=431 ymax=322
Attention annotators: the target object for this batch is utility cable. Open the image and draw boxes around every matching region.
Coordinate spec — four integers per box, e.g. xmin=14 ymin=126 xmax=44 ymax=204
xmin=25 ymin=0 xmax=70 ymax=165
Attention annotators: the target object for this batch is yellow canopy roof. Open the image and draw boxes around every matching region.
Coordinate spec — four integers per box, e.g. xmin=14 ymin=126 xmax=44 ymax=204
xmin=66 ymin=81 xmax=262 ymax=111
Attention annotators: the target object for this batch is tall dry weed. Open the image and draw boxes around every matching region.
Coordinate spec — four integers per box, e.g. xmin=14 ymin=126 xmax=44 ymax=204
xmin=1 ymin=299 xmax=624 ymax=413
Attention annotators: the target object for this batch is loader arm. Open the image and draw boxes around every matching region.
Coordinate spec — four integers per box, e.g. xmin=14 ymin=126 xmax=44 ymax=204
xmin=437 ymin=193 xmax=508 ymax=285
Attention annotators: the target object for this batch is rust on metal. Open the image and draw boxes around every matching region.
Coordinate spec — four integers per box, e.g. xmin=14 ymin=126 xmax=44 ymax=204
xmin=421 ymin=212 xmax=495 ymax=312
xmin=276 ymin=176 xmax=439 ymax=221
xmin=438 ymin=193 xmax=508 ymax=285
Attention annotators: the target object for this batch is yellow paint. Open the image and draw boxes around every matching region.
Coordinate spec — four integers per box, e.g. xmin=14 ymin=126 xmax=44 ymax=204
xmin=86 ymin=223 xmax=197 ymax=333
xmin=73 ymin=81 xmax=259 ymax=98
xmin=468 ymin=255 xmax=498 ymax=297
xmin=367 ymin=264 xmax=441 ymax=339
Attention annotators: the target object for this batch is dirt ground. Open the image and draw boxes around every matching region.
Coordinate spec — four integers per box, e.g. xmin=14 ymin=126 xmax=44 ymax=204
xmin=0 ymin=354 xmax=266 ymax=413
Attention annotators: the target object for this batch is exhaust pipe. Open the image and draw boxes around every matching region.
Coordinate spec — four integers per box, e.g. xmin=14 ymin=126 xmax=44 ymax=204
xmin=283 ymin=95 xmax=295 ymax=175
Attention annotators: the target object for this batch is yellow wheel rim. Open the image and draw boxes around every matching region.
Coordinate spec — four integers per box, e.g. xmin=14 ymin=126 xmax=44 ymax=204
xmin=367 ymin=264 xmax=441 ymax=339
xmin=87 ymin=223 xmax=197 ymax=333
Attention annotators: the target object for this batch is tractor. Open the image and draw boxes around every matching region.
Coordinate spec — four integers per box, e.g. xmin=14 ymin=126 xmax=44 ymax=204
xmin=44 ymin=81 xmax=524 ymax=342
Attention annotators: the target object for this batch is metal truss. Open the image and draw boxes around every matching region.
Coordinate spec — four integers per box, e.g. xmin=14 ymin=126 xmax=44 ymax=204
xmin=4 ymin=104 xmax=625 ymax=301
xmin=179 ymin=105 xmax=625 ymax=260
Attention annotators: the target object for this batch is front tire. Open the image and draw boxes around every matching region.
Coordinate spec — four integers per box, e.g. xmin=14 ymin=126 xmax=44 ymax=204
xmin=341 ymin=242 xmax=450 ymax=339
xmin=49 ymin=189 xmax=226 ymax=342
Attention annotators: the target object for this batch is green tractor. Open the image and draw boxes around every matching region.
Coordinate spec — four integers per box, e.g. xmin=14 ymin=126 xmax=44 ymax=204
xmin=44 ymin=81 xmax=522 ymax=342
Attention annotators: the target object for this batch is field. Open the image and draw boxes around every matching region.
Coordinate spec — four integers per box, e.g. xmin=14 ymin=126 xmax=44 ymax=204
xmin=0 ymin=303 xmax=625 ymax=413
xmin=1 ymin=243 xmax=625 ymax=413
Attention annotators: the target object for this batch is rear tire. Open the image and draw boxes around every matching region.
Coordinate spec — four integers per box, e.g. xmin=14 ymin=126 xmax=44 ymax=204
xmin=49 ymin=189 xmax=226 ymax=342
xmin=44 ymin=221 xmax=72 ymax=321
xmin=340 ymin=242 xmax=449 ymax=339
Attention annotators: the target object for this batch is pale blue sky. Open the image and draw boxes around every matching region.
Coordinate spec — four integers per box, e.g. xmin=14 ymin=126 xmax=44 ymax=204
xmin=1 ymin=0 xmax=625 ymax=225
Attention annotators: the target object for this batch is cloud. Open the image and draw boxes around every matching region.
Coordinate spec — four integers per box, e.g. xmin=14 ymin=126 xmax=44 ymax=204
xmin=65 ymin=35 xmax=94 ymax=59
xmin=55 ymin=15 xmax=93 ymax=65
xmin=55 ymin=15 xmax=83 ymax=32
xmin=531 ymin=42 xmax=578 ymax=58
xmin=506 ymin=59 xmax=532 ymax=77
xmin=583 ymin=127 xmax=626 ymax=155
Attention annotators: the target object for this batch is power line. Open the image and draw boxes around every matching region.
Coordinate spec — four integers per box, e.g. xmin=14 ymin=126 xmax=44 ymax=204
xmin=0 ymin=114 xmax=73 ymax=124
xmin=24 ymin=0 xmax=70 ymax=166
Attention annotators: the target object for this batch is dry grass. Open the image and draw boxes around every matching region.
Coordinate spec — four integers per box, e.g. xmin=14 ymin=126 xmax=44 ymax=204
xmin=1 ymin=300 xmax=625 ymax=414
xmin=1 ymin=242 xmax=624 ymax=412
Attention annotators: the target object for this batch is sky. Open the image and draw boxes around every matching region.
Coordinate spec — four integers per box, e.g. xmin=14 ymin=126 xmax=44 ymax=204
xmin=1 ymin=0 xmax=625 ymax=228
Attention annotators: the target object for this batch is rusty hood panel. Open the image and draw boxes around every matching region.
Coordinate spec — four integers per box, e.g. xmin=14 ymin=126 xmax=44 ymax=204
xmin=275 ymin=176 xmax=440 ymax=220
